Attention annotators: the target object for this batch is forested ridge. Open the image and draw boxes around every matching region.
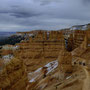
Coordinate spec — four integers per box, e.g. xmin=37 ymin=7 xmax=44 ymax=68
xmin=0 ymin=35 xmax=25 ymax=46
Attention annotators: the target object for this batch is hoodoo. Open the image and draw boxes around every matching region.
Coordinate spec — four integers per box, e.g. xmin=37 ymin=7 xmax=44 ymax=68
xmin=58 ymin=48 xmax=73 ymax=77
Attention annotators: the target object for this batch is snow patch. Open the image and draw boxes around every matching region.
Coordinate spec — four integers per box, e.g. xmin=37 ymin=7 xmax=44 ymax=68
xmin=28 ymin=60 xmax=58 ymax=83
xmin=45 ymin=60 xmax=58 ymax=75
xmin=88 ymin=44 xmax=90 ymax=47
xmin=28 ymin=34 xmax=34 ymax=37
xmin=66 ymin=76 xmax=72 ymax=80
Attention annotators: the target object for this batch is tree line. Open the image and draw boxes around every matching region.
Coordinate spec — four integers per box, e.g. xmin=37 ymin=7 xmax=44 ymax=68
xmin=0 ymin=35 xmax=25 ymax=46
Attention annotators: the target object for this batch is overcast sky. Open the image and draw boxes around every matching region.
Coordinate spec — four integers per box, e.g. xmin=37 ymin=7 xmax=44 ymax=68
xmin=0 ymin=0 xmax=90 ymax=32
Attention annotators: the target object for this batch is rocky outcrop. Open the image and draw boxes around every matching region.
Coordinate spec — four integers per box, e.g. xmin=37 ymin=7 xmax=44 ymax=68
xmin=0 ymin=58 xmax=28 ymax=90
xmin=71 ymin=30 xmax=90 ymax=57
xmin=70 ymin=30 xmax=85 ymax=49
xmin=15 ymin=31 xmax=65 ymax=72
xmin=58 ymin=48 xmax=73 ymax=75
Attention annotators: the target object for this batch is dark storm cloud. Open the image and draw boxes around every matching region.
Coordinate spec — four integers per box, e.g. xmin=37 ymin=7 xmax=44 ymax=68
xmin=82 ymin=0 xmax=90 ymax=5
xmin=83 ymin=0 xmax=90 ymax=2
xmin=10 ymin=11 xmax=41 ymax=18
xmin=10 ymin=5 xmax=43 ymax=18
xmin=0 ymin=0 xmax=90 ymax=31
xmin=34 ymin=0 xmax=61 ymax=5
xmin=0 ymin=5 xmax=42 ymax=18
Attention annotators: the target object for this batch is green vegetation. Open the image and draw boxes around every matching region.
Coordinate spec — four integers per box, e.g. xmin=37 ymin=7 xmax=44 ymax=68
xmin=0 ymin=35 xmax=25 ymax=46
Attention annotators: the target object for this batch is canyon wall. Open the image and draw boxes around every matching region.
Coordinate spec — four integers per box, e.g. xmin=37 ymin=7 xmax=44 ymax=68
xmin=15 ymin=31 xmax=65 ymax=72
xmin=0 ymin=58 xmax=28 ymax=90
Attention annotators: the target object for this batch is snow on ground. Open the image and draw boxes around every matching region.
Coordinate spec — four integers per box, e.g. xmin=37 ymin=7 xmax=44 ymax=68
xmin=2 ymin=54 xmax=13 ymax=64
xmin=28 ymin=34 xmax=34 ymax=37
xmin=28 ymin=60 xmax=58 ymax=83
xmin=2 ymin=45 xmax=19 ymax=50
xmin=45 ymin=60 xmax=58 ymax=75
xmin=28 ymin=67 xmax=42 ymax=82
xmin=66 ymin=76 xmax=72 ymax=80
xmin=88 ymin=44 xmax=90 ymax=47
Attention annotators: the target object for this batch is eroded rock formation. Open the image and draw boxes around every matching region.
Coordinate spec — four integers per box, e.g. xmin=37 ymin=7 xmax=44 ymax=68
xmin=58 ymin=48 xmax=73 ymax=76
xmin=0 ymin=58 xmax=28 ymax=90
xmin=15 ymin=31 xmax=65 ymax=72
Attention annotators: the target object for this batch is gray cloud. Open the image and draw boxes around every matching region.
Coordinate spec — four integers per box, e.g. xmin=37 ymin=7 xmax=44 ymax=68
xmin=34 ymin=0 xmax=61 ymax=5
xmin=10 ymin=5 xmax=43 ymax=18
xmin=82 ymin=0 xmax=90 ymax=5
xmin=10 ymin=11 xmax=41 ymax=18
xmin=0 ymin=0 xmax=90 ymax=32
xmin=83 ymin=0 xmax=90 ymax=2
